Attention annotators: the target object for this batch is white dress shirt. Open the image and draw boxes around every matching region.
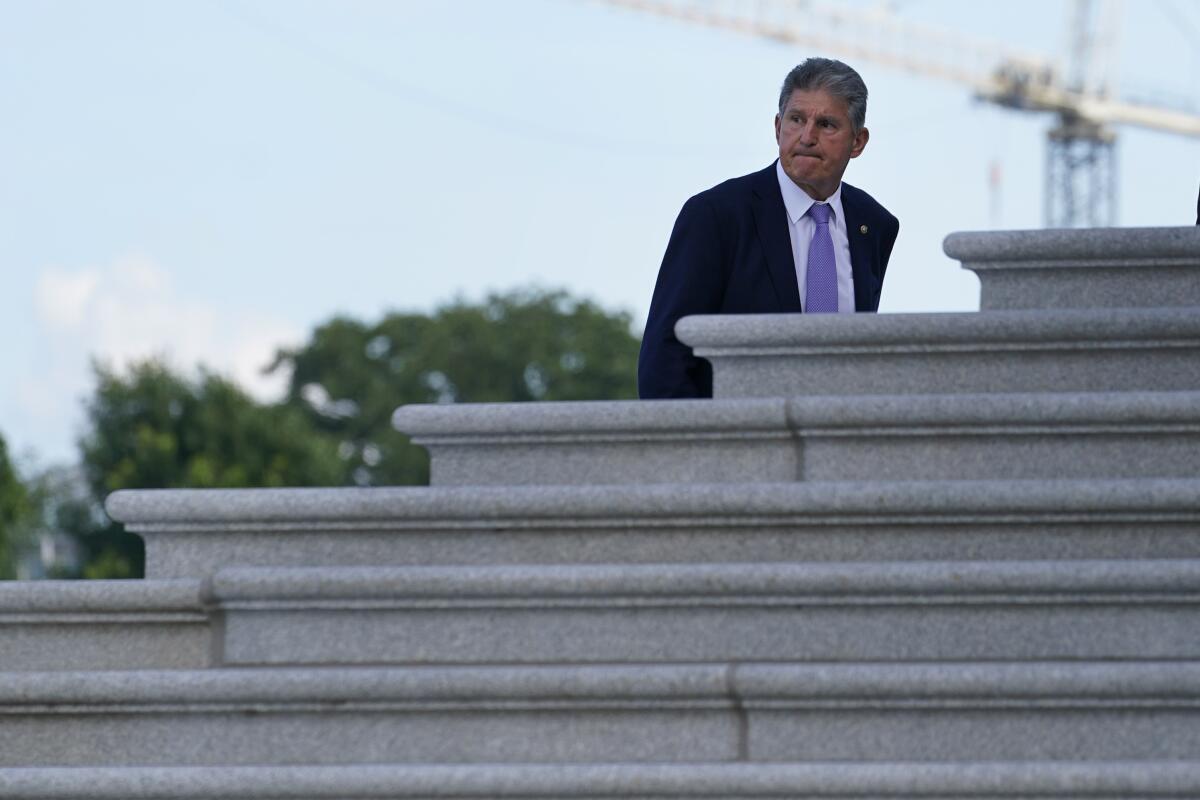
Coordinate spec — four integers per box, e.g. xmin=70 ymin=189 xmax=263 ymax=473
xmin=775 ymin=159 xmax=855 ymax=313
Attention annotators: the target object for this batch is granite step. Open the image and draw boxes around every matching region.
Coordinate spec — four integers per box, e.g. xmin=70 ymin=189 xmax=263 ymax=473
xmin=2 ymin=662 xmax=1200 ymax=766
xmin=944 ymin=226 xmax=1200 ymax=311
xmin=4 ymin=761 xmax=1200 ymax=799
xmin=212 ymin=559 xmax=1200 ymax=665
xmin=106 ymin=480 xmax=1200 ymax=579
xmin=394 ymin=396 xmax=796 ymax=486
xmin=0 ymin=580 xmax=210 ymax=671
xmin=674 ymin=307 xmax=1200 ymax=399
xmin=394 ymin=391 xmax=1200 ymax=486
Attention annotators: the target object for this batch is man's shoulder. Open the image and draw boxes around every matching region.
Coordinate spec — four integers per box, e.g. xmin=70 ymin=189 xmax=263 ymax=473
xmin=698 ymin=163 xmax=775 ymax=198
xmin=682 ymin=163 xmax=777 ymax=215
xmin=842 ymin=181 xmax=898 ymax=227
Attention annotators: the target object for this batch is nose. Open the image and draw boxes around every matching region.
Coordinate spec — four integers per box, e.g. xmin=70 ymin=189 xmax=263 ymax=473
xmin=798 ymin=119 xmax=819 ymax=145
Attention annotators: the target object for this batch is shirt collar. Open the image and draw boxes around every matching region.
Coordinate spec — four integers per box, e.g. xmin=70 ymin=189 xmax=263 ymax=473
xmin=775 ymin=159 xmax=844 ymax=225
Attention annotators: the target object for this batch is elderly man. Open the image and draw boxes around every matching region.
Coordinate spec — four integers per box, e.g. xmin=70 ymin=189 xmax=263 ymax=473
xmin=638 ymin=58 xmax=899 ymax=399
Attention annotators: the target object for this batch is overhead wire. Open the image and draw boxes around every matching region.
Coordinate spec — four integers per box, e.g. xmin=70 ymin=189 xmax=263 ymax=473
xmin=207 ymin=0 xmax=706 ymax=156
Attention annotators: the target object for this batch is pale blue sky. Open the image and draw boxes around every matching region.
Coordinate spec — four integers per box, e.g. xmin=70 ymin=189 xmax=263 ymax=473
xmin=2 ymin=0 xmax=1198 ymax=465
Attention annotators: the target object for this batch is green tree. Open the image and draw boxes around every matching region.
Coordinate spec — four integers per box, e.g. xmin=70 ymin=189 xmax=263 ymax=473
xmin=270 ymin=288 xmax=641 ymax=486
xmin=77 ymin=360 xmax=345 ymax=577
xmin=0 ymin=434 xmax=31 ymax=579
xmin=61 ymin=288 xmax=639 ymax=577
xmin=20 ymin=465 xmax=102 ymax=579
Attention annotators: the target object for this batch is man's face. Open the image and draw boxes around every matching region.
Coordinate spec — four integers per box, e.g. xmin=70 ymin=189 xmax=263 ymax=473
xmin=774 ymin=88 xmax=868 ymax=201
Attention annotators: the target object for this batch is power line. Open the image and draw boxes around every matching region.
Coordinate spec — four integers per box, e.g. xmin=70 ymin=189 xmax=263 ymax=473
xmin=208 ymin=0 xmax=701 ymax=156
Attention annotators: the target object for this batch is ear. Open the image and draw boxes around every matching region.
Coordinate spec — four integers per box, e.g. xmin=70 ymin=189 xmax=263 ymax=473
xmin=774 ymin=113 xmax=782 ymax=144
xmin=850 ymin=126 xmax=869 ymax=158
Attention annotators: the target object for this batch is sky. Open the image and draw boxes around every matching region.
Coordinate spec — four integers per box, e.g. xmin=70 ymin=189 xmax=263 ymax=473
xmin=2 ymin=0 xmax=1198 ymax=467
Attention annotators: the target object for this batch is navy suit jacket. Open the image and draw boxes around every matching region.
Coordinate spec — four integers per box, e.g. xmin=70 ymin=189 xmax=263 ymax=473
xmin=638 ymin=162 xmax=900 ymax=399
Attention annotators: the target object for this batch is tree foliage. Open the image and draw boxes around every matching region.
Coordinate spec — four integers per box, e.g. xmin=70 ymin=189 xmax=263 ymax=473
xmin=0 ymin=435 xmax=31 ymax=579
xmin=26 ymin=287 xmax=640 ymax=579
xmin=270 ymin=288 xmax=641 ymax=486
xmin=76 ymin=361 xmax=345 ymax=577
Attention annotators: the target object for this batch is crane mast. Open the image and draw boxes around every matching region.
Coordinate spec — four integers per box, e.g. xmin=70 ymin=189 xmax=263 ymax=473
xmin=603 ymin=0 xmax=1200 ymax=228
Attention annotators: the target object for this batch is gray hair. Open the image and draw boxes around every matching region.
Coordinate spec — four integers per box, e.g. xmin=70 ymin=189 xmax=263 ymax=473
xmin=778 ymin=58 xmax=868 ymax=131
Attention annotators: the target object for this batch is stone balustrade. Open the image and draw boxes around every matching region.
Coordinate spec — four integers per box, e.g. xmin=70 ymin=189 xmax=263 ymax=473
xmin=4 ymin=226 xmax=1200 ymax=796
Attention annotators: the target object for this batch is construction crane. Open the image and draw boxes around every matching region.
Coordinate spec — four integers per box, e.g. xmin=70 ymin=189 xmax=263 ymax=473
xmin=603 ymin=0 xmax=1200 ymax=228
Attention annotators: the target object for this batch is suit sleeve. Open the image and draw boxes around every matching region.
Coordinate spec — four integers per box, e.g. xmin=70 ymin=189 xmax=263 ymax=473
xmin=638 ymin=194 xmax=728 ymax=399
xmin=880 ymin=213 xmax=900 ymax=273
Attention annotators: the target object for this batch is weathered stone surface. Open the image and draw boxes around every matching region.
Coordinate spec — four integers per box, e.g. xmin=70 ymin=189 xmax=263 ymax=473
xmin=944 ymin=226 xmax=1200 ymax=310
xmin=394 ymin=392 xmax=1200 ymax=485
xmin=675 ymin=308 xmax=1200 ymax=398
xmin=0 ymin=664 xmax=735 ymax=766
xmin=393 ymin=398 xmax=796 ymax=486
xmin=213 ymin=560 xmax=1200 ymax=664
xmin=786 ymin=390 xmax=1200 ymax=481
xmin=392 ymin=397 xmax=786 ymax=437
xmin=3 ymin=762 xmax=1200 ymax=799
xmin=1 ymin=663 xmax=1197 ymax=766
xmin=736 ymin=661 xmax=1200 ymax=761
xmin=106 ymin=480 xmax=1200 ymax=579
xmin=0 ymin=581 xmax=210 ymax=671
xmin=4 ymin=761 xmax=1200 ymax=799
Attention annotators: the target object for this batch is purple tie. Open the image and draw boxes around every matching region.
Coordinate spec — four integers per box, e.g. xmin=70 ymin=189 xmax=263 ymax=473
xmin=805 ymin=203 xmax=838 ymax=313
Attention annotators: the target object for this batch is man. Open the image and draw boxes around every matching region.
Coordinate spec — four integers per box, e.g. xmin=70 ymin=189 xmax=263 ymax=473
xmin=638 ymin=58 xmax=899 ymax=399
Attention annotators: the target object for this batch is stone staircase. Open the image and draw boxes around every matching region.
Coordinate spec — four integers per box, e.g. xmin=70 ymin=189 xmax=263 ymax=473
xmin=2 ymin=226 xmax=1199 ymax=798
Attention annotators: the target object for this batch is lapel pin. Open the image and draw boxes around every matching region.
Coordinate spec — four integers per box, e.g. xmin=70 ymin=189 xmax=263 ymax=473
xmin=860 ymin=225 xmax=869 ymax=235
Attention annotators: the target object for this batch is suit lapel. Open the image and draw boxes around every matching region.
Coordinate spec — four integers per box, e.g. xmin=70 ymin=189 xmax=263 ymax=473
xmin=840 ymin=185 xmax=879 ymax=312
xmin=751 ymin=164 xmax=803 ymax=313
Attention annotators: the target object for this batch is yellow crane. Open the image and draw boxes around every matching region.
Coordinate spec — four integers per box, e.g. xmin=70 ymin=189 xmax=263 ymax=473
xmin=604 ymin=0 xmax=1200 ymax=227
